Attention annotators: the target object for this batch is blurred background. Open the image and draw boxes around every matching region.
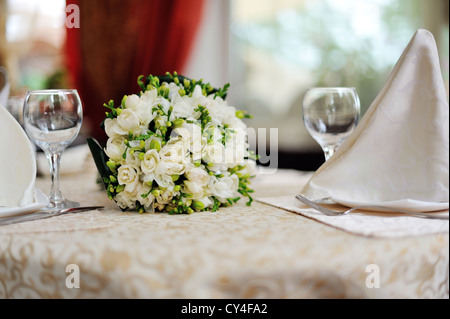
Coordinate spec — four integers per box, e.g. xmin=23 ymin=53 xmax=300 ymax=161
xmin=0 ymin=0 xmax=448 ymax=170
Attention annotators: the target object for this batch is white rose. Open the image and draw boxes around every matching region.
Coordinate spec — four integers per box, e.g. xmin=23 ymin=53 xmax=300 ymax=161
xmin=193 ymin=196 xmax=213 ymax=210
xmin=105 ymin=136 xmax=127 ymax=162
xmin=135 ymin=183 xmax=155 ymax=211
xmin=117 ymin=164 xmax=140 ymax=193
xmin=184 ymin=180 xmax=203 ymax=196
xmin=141 ymin=149 xmax=160 ymax=175
xmin=139 ymin=89 xmax=157 ymax=106
xmin=173 ymin=123 xmax=207 ymax=161
xmin=203 ymin=141 xmax=225 ymax=164
xmin=104 ymin=118 xmax=128 ymax=138
xmin=124 ymin=94 xmax=140 ymax=110
xmin=239 ymin=159 xmax=257 ymax=177
xmin=185 ymin=165 xmax=210 ymax=186
xmin=153 ymin=161 xmax=185 ymax=188
xmin=159 ymin=139 xmax=189 ymax=164
xmin=136 ymin=91 xmax=157 ymax=125
xmin=210 ymin=175 xmax=239 ymax=200
xmin=123 ymin=150 xmax=142 ymax=173
xmin=159 ymin=186 xmax=178 ymax=203
xmin=224 ymin=129 xmax=247 ymax=165
xmin=172 ymin=100 xmax=195 ymax=119
xmin=117 ymin=108 xmax=141 ymax=132
xmin=114 ymin=191 xmax=136 ymax=210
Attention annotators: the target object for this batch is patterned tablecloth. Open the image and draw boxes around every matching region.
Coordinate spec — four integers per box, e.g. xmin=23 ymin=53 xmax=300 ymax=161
xmin=0 ymin=158 xmax=448 ymax=299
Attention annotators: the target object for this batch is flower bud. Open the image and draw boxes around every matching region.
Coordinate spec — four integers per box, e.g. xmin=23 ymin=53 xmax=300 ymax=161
xmin=116 ymin=184 xmax=125 ymax=193
xmin=192 ymin=200 xmax=205 ymax=210
xmin=139 ymin=140 xmax=145 ymax=149
xmin=109 ymin=175 xmax=117 ymax=183
xmin=150 ymin=140 xmax=161 ymax=152
xmin=121 ymin=95 xmax=127 ymax=107
xmin=173 ymin=118 xmax=185 ymax=126
xmin=106 ymin=160 xmax=117 ymax=172
xmin=151 ymin=189 xmax=161 ymax=197
xmin=235 ymin=110 xmax=245 ymax=119
xmin=174 ymin=185 xmax=181 ymax=192
xmin=172 ymin=174 xmax=180 ymax=182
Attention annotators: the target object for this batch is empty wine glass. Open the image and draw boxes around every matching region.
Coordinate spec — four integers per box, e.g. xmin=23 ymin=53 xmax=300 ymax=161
xmin=303 ymin=87 xmax=360 ymax=161
xmin=23 ymin=89 xmax=83 ymax=209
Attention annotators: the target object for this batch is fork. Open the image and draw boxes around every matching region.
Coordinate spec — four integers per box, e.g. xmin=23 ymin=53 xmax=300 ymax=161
xmin=295 ymin=194 xmax=449 ymax=220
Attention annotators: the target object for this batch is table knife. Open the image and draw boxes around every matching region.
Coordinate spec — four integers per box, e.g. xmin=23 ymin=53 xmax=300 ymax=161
xmin=0 ymin=206 xmax=104 ymax=226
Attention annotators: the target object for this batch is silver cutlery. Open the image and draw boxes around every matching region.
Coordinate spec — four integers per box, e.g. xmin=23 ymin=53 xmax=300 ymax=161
xmin=0 ymin=206 xmax=105 ymax=226
xmin=295 ymin=194 xmax=449 ymax=220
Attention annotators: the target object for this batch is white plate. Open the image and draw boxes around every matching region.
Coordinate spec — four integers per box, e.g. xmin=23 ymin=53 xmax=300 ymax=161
xmin=0 ymin=188 xmax=49 ymax=218
xmin=332 ymin=197 xmax=449 ymax=213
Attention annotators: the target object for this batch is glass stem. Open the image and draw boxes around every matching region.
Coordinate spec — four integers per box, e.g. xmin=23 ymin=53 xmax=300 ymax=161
xmin=46 ymin=151 xmax=64 ymax=206
xmin=322 ymin=145 xmax=339 ymax=161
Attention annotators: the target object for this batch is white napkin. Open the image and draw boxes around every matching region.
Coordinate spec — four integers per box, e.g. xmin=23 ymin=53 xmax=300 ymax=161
xmin=301 ymin=29 xmax=449 ymax=213
xmin=0 ymin=104 xmax=37 ymax=207
xmin=0 ymin=73 xmax=9 ymax=107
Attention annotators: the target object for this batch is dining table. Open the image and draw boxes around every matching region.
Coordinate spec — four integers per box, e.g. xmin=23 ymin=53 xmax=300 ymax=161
xmin=0 ymin=149 xmax=448 ymax=301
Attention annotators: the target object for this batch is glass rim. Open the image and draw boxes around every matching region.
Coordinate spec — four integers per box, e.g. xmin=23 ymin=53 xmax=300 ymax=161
xmin=306 ymin=87 xmax=357 ymax=92
xmin=26 ymin=89 xmax=79 ymax=95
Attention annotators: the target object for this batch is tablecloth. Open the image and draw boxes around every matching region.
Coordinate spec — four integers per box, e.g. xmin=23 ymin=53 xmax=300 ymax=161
xmin=0 ymin=157 xmax=448 ymax=299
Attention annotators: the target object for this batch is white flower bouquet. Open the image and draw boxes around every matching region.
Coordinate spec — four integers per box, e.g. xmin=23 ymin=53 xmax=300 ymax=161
xmin=87 ymin=72 xmax=257 ymax=214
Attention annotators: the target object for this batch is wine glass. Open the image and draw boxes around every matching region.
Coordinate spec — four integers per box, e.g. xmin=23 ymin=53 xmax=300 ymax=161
xmin=23 ymin=89 xmax=83 ymax=209
xmin=303 ymin=87 xmax=360 ymax=161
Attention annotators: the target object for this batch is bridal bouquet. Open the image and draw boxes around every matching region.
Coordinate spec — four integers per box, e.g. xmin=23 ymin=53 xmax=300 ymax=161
xmin=88 ymin=72 xmax=257 ymax=214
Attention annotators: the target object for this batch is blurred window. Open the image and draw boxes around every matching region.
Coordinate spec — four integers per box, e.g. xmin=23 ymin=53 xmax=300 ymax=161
xmin=5 ymin=0 xmax=66 ymax=91
xmin=228 ymin=0 xmax=449 ymax=152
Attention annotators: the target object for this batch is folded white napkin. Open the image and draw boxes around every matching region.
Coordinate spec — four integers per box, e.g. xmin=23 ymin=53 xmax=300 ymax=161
xmin=0 ymin=104 xmax=37 ymax=207
xmin=301 ymin=29 xmax=449 ymax=213
xmin=0 ymin=80 xmax=9 ymax=108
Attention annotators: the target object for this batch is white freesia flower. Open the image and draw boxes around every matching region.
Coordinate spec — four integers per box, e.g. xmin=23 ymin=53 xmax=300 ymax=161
xmin=153 ymin=161 xmax=185 ymax=188
xmin=125 ymin=94 xmax=140 ymax=110
xmin=210 ymin=174 xmax=239 ymax=200
xmin=141 ymin=149 xmax=160 ymax=175
xmin=159 ymin=138 xmax=189 ymax=164
xmin=115 ymin=191 xmax=137 ymax=210
xmin=203 ymin=141 xmax=225 ymax=164
xmin=240 ymin=159 xmax=257 ymax=177
xmin=117 ymin=108 xmax=141 ymax=133
xmin=185 ymin=164 xmax=210 ymax=186
xmin=124 ymin=150 xmax=142 ymax=173
xmin=117 ymin=165 xmax=140 ymax=193
xmin=173 ymin=123 xmax=206 ymax=161
xmin=105 ymin=136 xmax=127 ymax=162
xmin=224 ymin=129 xmax=247 ymax=165
xmin=196 ymin=196 xmax=213 ymax=209
xmin=184 ymin=180 xmax=204 ymax=199
xmin=104 ymin=118 xmax=128 ymax=138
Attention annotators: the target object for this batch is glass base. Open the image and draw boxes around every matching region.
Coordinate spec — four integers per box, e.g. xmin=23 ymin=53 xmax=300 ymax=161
xmin=46 ymin=199 xmax=80 ymax=211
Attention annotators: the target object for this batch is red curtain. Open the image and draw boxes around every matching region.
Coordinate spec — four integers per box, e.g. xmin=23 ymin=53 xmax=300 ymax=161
xmin=65 ymin=0 xmax=206 ymax=144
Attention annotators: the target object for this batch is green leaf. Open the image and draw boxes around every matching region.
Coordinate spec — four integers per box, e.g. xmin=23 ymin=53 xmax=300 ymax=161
xmin=86 ymin=137 xmax=112 ymax=191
